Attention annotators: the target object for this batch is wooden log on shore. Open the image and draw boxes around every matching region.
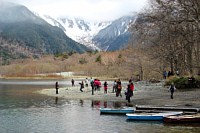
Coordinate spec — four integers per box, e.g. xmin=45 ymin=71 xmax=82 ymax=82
xmin=136 ymin=105 xmax=200 ymax=113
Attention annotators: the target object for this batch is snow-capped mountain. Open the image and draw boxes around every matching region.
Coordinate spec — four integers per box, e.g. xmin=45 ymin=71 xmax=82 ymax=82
xmin=40 ymin=14 xmax=136 ymax=51
xmin=93 ymin=16 xmax=136 ymax=51
xmin=40 ymin=15 xmax=111 ymax=50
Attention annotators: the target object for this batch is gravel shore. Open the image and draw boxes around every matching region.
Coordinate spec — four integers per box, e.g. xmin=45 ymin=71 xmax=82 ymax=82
xmin=37 ymin=81 xmax=200 ymax=108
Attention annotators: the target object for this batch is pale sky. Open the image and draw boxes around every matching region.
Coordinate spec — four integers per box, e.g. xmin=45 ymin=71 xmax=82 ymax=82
xmin=2 ymin=0 xmax=148 ymax=21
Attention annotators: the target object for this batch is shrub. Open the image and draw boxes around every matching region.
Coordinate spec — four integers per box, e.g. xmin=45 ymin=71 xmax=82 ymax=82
xmin=195 ymin=76 xmax=200 ymax=88
xmin=118 ymin=54 xmax=122 ymax=58
xmin=165 ymin=76 xmax=200 ymax=89
xmin=79 ymin=58 xmax=87 ymax=64
xmin=95 ymin=55 xmax=101 ymax=64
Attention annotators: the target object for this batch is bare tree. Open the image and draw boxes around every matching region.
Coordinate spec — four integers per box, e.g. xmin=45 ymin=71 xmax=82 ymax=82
xmin=130 ymin=0 xmax=200 ymax=76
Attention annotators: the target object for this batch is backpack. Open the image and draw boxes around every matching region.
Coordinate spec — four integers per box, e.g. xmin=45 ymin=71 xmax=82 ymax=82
xmin=170 ymin=85 xmax=175 ymax=92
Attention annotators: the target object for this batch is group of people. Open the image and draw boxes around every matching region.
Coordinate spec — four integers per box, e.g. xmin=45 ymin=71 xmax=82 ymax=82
xmin=73 ymin=77 xmax=135 ymax=102
xmin=77 ymin=78 xmax=102 ymax=93
xmin=105 ymin=79 xmax=134 ymax=103
xmin=112 ymin=79 xmax=122 ymax=97
xmin=55 ymin=78 xmax=135 ymax=103
xmin=163 ymin=70 xmax=180 ymax=79
xmin=111 ymin=79 xmax=135 ymax=102
xmin=55 ymin=76 xmax=176 ymax=102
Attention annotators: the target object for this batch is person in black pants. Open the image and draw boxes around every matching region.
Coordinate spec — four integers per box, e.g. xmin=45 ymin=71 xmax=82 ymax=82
xmin=125 ymin=85 xmax=132 ymax=103
xmin=55 ymin=81 xmax=59 ymax=94
xmin=79 ymin=81 xmax=84 ymax=92
xmin=169 ymin=83 xmax=176 ymax=99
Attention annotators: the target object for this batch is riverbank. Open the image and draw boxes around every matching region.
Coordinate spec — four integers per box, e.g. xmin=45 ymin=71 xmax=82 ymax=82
xmin=37 ymin=81 xmax=200 ymax=108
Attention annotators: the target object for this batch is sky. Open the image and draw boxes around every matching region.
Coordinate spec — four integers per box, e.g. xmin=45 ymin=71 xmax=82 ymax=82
xmin=2 ymin=0 xmax=148 ymax=21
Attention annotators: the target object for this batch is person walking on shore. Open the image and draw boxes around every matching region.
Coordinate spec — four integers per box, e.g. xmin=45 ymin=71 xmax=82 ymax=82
xmin=71 ymin=79 xmax=75 ymax=87
xmin=90 ymin=77 xmax=95 ymax=95
xmin=125 ymin=85 xmax=132 ymax=103
xmin=169 ymin=83 xmax=176 ymax=99
xmin=112 ymin=80 xmax=117 ymax=93
xmin=104 ymin=81 xmax=108 ymax=94
xmin=129 ymin=81 xmax=134 ymax=97
xmin=163 ymin=70 xmax=167 ymax=79
xmin=85 ymin=78 xmax=89 ymax=87
xmin=79 ymin=81 xmax=84 ymax=92
xmin=116 ymin=79 xmax=122 ymax=97
xmin=55 ymin=81 xmax=59 ymax=94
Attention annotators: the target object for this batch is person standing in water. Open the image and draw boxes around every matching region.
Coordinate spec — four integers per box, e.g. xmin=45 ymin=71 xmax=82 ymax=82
xmin=55 ymin=81 xmax=59 ymax=94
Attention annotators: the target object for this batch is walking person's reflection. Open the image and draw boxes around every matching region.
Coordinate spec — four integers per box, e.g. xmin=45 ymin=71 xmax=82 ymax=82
xmin=55 ymin=97 xmax=58 ymax=104
xmin=80 ymin=99 xmax=84 ymax=106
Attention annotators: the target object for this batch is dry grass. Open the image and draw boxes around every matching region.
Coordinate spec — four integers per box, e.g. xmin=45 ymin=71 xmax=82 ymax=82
xmin=0 ymin=48 xmax=163 ymax=80
xmin=2 ymin=73 xmax=64 ymax=79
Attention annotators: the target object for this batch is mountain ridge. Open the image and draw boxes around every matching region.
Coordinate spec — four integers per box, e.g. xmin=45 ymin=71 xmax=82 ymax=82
xmin=0 ymin=2 xmax=89 ymax=58
xmin=41 ymin=14 xmax=136 ymax=51
xmin=40 ymin=15 xmax=111 ymax=50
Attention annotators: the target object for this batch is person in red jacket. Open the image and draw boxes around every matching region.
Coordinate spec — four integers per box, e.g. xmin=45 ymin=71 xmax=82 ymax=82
xmin=129 ymin=82 xmax=134 ymax=97
xmin=94 ymin=79 xmax=98 ymax=91
xmin=125 ymin=81 xmax=134 ymax=103
xmin=104 ymin=81 xmax=108 ymax=94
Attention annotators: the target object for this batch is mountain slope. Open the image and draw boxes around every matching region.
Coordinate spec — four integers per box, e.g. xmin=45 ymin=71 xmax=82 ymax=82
xmin=41 ymin=15 xmax=111 ymax=50
xmin=42 ymin=15 xmax=136 ymax=51
xmin=92 ymin=16 xmax=135 ymax=51
xmin=0 ymin=2 xmax=89 ymax=55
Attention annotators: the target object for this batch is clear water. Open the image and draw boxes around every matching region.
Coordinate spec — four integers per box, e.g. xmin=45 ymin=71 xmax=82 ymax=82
xmin=0 ymin=79 xmax=200 ymax=133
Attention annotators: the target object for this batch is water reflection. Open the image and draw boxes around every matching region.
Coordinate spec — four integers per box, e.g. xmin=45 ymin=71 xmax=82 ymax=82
xmin=126 ymin=120 xmax=163 ymax=125
xmin=164 ymin=123 xmax=200 ymax=127
xmin=0 ymin=80 xmax=200 ymax=133
xmin=55 ymin=97 xmax=58 ymax=104
xmin=80 ymin=99 xmax=84 ymax=107
xmin=104 ymin=101 xmax=107 ymax=108
xmin=91 ymin=100 xmax=134 ymax=109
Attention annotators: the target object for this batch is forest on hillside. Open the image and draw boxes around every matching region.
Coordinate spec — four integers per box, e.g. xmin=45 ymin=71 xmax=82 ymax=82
xmin=130 ymin=0 xmax=200 ymax=77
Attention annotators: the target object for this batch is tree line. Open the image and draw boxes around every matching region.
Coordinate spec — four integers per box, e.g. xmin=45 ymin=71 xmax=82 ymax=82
xmin=130 ymin=0 xmax=200 ymax=76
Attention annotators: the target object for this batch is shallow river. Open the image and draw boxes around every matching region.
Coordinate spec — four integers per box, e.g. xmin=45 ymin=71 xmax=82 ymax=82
xmin=0 ymin=79 xmax=200 ymax=133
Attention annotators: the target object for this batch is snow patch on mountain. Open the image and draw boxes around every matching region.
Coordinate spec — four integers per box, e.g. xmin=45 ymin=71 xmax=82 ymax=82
xmin=58 ymin=17 xmax=111 ymax=50
xmin=39 ymin=15 xmax=111 ymax=50
xmin=35 ymin=13 xmax=136 ymax=51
